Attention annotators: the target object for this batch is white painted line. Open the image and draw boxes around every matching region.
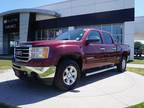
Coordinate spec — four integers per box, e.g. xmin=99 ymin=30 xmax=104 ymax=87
xmin=86 ymin=66 xmax=116 ymax=77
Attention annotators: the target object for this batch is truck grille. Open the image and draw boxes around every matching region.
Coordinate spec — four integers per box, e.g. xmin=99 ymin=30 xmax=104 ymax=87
xmin=15 ymin=46 xmax=31 ymax=62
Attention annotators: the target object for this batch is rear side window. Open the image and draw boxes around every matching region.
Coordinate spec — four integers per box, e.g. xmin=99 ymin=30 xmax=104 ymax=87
xmin=102 ymin=32 xmax=113 ymax=44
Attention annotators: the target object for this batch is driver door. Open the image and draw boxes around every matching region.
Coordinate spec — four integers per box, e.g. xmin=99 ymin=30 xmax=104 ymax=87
xmin=83 ymin=30 xmax=106 ymax=70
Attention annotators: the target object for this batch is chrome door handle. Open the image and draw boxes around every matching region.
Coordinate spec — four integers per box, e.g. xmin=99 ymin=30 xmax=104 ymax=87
xmin=112 ymin=48 xmax=116 ymax=50
xmin=100 ymin=48 xmax=105 ymax=51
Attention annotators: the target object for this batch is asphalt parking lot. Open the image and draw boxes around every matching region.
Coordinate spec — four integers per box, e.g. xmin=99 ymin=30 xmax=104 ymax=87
xmin=0 ymin=69 xmax=144 ymax=108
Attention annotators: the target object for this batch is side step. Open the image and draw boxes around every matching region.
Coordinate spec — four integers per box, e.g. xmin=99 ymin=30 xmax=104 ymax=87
xmin=86 ymin=66 xmax=116 ymax=77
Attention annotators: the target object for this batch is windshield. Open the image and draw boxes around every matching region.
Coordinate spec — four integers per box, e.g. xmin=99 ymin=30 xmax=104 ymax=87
xmin=56 ymin=29 xmax=85 ymax=41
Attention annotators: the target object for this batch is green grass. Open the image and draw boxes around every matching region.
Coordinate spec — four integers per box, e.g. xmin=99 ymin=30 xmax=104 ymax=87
xmin=128 ymin=57 xmax=144 ymax=64
xmin=128 ymin=59 xmax=144 ymax=64
xmin=0 ymin=60 xmax=12 ymax=70
xmin=128 ymin=102 xmax=144 ymax=108
xmin=127 ymin=67 xmax=144 ymax=76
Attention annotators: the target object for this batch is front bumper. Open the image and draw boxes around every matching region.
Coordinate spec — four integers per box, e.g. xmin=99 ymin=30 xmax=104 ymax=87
xmin=12 ymin=63 xmax=56 ymax=84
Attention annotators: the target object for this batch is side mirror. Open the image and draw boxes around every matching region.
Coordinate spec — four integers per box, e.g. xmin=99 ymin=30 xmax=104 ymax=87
xmin=85 ymin=37 xmax=101 ymax=45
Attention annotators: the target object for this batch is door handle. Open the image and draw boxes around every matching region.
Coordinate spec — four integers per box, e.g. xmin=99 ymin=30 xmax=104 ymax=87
xmin=112 ymin=48 xmax=116 ymax=50
xmin=100 ymin=48 xmax=105 ymax=51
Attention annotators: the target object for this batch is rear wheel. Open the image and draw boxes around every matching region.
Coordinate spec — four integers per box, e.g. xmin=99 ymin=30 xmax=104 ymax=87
xmin=54 ymin=59 xmax=80 ymax=91
xmin=117 ymin=56 xmax=127 ymax=72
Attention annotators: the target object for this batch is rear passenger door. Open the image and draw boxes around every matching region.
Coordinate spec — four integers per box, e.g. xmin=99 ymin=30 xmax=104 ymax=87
xmin=101 ymin=32 xmax=117 ymax=65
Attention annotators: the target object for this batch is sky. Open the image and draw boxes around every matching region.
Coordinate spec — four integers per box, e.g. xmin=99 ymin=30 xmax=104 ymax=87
xmin=0 ymin=0 xmax=143 ymax=17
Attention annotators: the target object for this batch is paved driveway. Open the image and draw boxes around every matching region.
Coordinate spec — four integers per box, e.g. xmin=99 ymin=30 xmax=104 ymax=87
xmin=0 ymin=69 xmax=144 ymax=108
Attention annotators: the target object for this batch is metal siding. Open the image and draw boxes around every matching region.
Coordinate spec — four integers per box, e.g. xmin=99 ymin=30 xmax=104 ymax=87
xmin=35 ymin=8 xmax=134 ymax=29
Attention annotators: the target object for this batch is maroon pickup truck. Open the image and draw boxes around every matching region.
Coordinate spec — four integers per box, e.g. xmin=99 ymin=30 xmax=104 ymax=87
xmin=12 ymin=28 xmax=130 ymax=90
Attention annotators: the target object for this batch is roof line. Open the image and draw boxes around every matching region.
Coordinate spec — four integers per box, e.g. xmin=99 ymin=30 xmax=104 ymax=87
xmin=0 ymin=8 xmax=61 ymax=17
xmin=37 ymin=0 xmax=70 ymax=8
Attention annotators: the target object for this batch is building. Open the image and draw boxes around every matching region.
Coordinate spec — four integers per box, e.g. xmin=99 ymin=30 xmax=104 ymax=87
xmin=0 ymin=0 xmax=135 ymax=59
xmin=135 ymin=16 xmax=144 ymax=42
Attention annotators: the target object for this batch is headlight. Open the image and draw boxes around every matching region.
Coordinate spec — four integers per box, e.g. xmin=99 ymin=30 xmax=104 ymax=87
xmin=31 ymin=47 xmax=49 ymax=59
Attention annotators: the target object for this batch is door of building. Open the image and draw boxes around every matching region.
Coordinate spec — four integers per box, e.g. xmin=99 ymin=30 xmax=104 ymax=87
xmin=8 ymin=33 xmax=19 ymax=55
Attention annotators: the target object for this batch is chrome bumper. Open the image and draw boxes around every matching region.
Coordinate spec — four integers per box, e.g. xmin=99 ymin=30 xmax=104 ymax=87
xmin=12 ymin=63 xmax=56 ymax=79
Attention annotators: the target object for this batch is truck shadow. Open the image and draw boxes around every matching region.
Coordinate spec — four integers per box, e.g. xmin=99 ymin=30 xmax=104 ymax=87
xmin=0 ymin=69 xmax=120 ymax=106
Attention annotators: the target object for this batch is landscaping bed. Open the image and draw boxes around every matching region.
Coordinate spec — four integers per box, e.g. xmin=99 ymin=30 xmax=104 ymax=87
xmin=128 ymin=102 xmax=144 ymax=108
xmin=127 ymin=67 xmax=144 ymax=76
xmin=0 ymin=60 xmax=12 ymax=70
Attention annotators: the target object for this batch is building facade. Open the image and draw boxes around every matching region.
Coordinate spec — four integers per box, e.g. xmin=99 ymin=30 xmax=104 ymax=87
xmin=0 ymin=0 xmax=135 ymax=59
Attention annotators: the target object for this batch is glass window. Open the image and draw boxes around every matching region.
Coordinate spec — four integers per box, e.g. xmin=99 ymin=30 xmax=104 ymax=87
xmin=102 ymin=32 xmax=113 ymax=44
xmin=33 ymin=23 xmax=123 ymax=44
xmin=75 ymin=23 xmax=123 ymax=44
xmin=112 ymin=24 xmax=123 ymax=44
xmin=95 ymin=25 xmax=101 ymax=30
xmin=102 ymin=25 xmax=111 ymax=32
xmin=112 ymin=24 xmax=123 ymax=34
xmin=35 ymin=28 xmax=69 ymax=41
xmin=35 ymin=30 xmax=42 ymax=40
xmin=56 ymin=29 xmax=85 ymax=41
xmin=112 ymin=34 xmax=122 ymax=44
xmin=87 ymin=31 xmax=102 ymax=44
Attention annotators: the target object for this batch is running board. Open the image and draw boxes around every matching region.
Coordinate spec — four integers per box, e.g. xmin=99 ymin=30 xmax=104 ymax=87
xmin=86 ymin=66 xmax=116 ymax=77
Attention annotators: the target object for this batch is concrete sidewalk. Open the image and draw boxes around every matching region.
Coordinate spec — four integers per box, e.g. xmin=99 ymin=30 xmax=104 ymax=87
xmin=0 ymin=69 xmax=12 ymax=73
xmin=0 ymin=69 xmax=144 ymax=108
xmin=127 ymin=64 xmax=144 ymax=68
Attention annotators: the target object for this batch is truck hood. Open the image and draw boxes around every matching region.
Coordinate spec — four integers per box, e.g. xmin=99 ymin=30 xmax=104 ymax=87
xmin=21 ymin=40 xmax=81 ymax=46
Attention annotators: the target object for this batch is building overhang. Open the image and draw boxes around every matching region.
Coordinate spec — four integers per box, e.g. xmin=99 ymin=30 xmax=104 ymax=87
xmin=0 ymin=8 xmax=61 ymax=17
xmin=36 ymin=8 xmax=134 ymax=29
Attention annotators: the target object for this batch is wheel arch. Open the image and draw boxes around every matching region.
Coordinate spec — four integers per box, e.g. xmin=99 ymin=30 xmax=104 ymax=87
xmin=122 ymin=51 xmax=129 ymax=59
xmin=57 ymin=54 xmax=83 ymax=72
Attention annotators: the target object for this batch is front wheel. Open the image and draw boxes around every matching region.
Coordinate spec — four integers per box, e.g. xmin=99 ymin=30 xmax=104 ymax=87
xmin=117 ymin=56 xmax=127 ymax=72
xmin=54 ymin=59 xmax=80 ymax=91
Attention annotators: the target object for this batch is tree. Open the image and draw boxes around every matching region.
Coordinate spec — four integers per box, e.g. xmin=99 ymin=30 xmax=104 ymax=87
xmin=140 ymin=44 xmax=144 ymax=51
xmin=135 ymin=42 xmax=142 ymax=49
xmin=134 ymin=42 xmax=144 ymax=57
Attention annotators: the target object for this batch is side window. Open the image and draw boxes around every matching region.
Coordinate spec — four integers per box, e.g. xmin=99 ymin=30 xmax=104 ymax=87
xmin=102 ymin=32 xmax=113 ymax=44
xmin=87 ymin=31 xmax=102 ymax=44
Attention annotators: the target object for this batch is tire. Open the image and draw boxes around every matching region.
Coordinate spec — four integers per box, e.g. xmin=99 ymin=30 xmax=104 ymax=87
xmin=117 ymin=56 xmax=127 ymax=72
xmin=54 ymin=59 xmax=80 ymax=91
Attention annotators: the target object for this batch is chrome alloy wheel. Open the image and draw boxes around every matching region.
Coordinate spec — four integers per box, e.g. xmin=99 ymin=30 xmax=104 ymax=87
xmin=122 ymin=58 xmax=126 ymax=70
xmin=63 ymin=66 xmax=77 ymax=86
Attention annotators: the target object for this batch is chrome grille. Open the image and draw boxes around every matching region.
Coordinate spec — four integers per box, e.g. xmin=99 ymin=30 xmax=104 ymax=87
xmin=15 ymin=46 xmax=31 ymax=62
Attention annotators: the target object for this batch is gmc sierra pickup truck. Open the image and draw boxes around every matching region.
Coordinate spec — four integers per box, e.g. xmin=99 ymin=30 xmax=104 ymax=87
xmin=12 ymin=28 xmax=130 ymax=90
